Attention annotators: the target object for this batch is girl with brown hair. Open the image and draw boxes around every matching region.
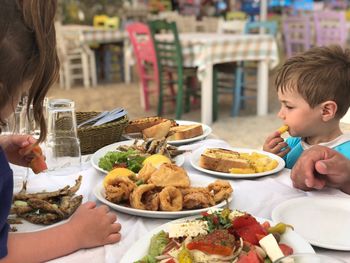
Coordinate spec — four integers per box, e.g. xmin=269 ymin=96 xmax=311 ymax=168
xmin=0 ymin=1 xmax=121 ymax=262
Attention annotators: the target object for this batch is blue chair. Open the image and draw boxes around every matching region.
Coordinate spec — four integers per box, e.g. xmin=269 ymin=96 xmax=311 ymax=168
xmin=232 ymin=21 xmax=278 ymax=116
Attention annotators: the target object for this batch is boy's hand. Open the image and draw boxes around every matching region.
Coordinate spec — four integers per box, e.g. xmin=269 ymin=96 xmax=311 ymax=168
xmin=263 ymin=131 xmax=290 ymax=158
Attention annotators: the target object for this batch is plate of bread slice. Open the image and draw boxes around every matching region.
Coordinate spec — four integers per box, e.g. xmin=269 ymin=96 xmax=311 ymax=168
xmin=123 ymin=117 xmax=212 ymax=145
xmin=190 ymin=147 xmax=285 ymax=179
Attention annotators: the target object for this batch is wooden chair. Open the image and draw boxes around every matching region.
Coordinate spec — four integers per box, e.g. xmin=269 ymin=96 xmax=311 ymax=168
xmin=56 ymin=23 xmax=97 ymax=90
xmin=126 ymin=22 xmax=159 ymax=111
xmin=282 ymin=15 xmax=312 ymax=58
xmin=148 ymin=20 xmax=199 ymax=119
xmin=314 ymin=10 xmax=347 ymax=47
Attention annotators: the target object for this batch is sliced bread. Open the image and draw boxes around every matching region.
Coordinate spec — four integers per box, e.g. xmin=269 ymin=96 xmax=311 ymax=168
xmin=142 ymin=120 xmax=172 ymax=139
xmin=199 ymin=148 xmax=249 ymax=173
xmin=167 ymin=124 xmax=203 ymax=140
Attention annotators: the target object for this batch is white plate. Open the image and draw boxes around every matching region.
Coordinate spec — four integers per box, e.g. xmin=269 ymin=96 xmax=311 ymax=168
xmin=272 ymin=196 xmax=350 ymax=251
xmin=190 ymin=147 xmax=285 ymax=179
xmin=93 ymin=180 xmax=233 ymax=219
xmin=124 ymin=120 xmax=212 ymax=145
xmin=91 ymin=140 xmax=185 ymax=174
xmin=120 ymin=214 xmax=315 ymax=263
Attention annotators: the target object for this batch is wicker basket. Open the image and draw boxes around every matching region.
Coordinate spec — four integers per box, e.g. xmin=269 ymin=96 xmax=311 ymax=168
xmin=76 ymin=112 xmax=128 ymax=155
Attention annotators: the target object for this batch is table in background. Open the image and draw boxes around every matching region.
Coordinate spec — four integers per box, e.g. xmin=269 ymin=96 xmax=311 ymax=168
xmin=12 ymin=139 xmax=350 ymax=263
xmin=158 ymin=33 xmax=279 ymax=125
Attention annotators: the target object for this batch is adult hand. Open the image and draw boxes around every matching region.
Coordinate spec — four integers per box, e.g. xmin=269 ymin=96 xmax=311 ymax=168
xmin=0 ymin=134 xmax=37 ymax=166
xmin=291 ymin=145 xmax=350 ymax=194
xmin=263 ymin=131 xmax=290 ymax=158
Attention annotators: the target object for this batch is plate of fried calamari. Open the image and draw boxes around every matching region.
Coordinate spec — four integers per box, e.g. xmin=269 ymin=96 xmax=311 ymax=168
xmin=8 ymin=176 xmax=83 ymax=233
xmin=93 ymin=161 xmax=233 ymax=218
xmin=91 ymin=139 xmax=186 ymax=174
xmin=190 ymin=147 xmax=285 ymax=179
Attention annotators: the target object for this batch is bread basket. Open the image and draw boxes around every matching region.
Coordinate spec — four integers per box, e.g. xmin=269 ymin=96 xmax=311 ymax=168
xmin=76 ymin=112 xmax=128 ymax=155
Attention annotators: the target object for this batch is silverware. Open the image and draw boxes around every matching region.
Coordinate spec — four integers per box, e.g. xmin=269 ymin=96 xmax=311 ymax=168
xmin=77 ymin=111 xmax=108 ymax=128
xmin=93 ymin=108 xmax=127 ymax=126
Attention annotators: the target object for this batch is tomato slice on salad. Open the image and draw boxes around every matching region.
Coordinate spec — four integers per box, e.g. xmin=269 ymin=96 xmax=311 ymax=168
xmin=231 ymin=215 xmax=268 ymax=245
xmin=187 ymin=229 xmax=235 ymax=256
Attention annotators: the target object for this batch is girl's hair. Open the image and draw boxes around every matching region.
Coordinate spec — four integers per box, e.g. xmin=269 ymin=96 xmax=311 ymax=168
xmin=0 ymin=0 xmax=59 ymax=141
xmin=275 ymin=45 xmax=350 ymax=118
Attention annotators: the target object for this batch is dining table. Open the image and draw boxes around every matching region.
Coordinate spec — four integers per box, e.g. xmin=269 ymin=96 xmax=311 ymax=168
xmin=157 ymin=33 xmax=280 ymax=125
xmin=11 ymin=138 xmax=350 ymax=263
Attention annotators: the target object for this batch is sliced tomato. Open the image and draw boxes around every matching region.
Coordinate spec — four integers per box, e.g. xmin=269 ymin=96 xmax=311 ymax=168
xmin=237 ymin=250 xmax=261 ymax=263
xmin=187 ymin=242 xmax=233 ymax=256
xmin=236 ymin=224 xmax=268 ymax=245
xmin=232 ymin=214 xmax=259 ymax=228
xmin=261 ymin=221 xmax=271 ymax=230
xmin=165 ymin=259 xmax=176 ymax=263
xmin=279 ymin=243 xmax=293 ymax=256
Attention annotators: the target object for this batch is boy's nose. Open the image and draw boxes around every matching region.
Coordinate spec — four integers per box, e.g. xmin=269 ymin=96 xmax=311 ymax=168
xmin=277 ymin=108 xmax=285 ymax=119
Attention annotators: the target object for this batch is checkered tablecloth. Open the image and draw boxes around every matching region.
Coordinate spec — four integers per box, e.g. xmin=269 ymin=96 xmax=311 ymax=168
xmin=158 ymin=33 xmax=279 ymax=80
xmin=81 ymin=29 xmax=126 ymax=45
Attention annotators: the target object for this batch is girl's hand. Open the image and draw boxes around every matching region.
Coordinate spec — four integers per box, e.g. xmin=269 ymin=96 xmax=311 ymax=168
xmin=263 ymin=131 xmax=290 ymax=158
xmin=0 ymin=135 xmax=37 ymax=166
xmin=69 ymin=202 xmax=121 ymax=248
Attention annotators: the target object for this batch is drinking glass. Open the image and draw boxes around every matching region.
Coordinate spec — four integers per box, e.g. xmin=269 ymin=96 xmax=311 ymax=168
xmin=274 ymin=253 xmax=347 ymax=263
xmin=45 ymin=99 xmax=81 ymax=175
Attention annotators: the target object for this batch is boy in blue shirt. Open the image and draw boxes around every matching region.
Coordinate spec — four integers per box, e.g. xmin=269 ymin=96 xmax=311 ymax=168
xmin=263 ymin=45 xmax=350 ymax=169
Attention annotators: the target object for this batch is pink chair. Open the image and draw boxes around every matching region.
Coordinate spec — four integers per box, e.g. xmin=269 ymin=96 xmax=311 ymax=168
xmin=314 ymin=10 xmax=347 ymax=47
xmin=126 ymin=23 xmax=159 ymax=111
xmin=282 ymin=15 xmax=312 ymax=58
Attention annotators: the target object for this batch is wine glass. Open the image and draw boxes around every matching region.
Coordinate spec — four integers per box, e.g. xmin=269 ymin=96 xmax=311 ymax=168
xmin=274 ymin=253 xmax=347 ymax=263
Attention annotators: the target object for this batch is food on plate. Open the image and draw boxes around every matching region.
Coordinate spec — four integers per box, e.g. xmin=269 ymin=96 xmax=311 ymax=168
xmin=130 ymin=184 xmax=159 ymax=210
xmin=124 ymin=117 xmax=176 ymax=134
xmin=98 ymin=139 xmax=185 ymax=173
xmin=148 ymin=163 xmax=190 ymax=188
xmin=19 ymin=144 xmax=47 ymax=174
xmin=277 ymin=125 xmax=289 ymax=134
xmin=167 ymin=124 xmax=204 ymax=141
xmin=142 ymin=120 xmax=172 ymax=140
xmin=136 ymin=208 xmax=294 ymax=263
xmin=199 ymin=148 xmax=279 ymax=174
xmin=124 ymin=117 xmax=205 ymax=141
xmin=199 ymin=148 xmax=247 ymax=173
xmin=143 ymin=154 xmax=172 ymax=169
xmin=11 ymin=176 xmax=83 ymax=225
xmin=181 ymin=187 xmax=215 ymax=209
xmin=159 ymin=186 xmax=183 ymax=211
xmin=103 ymin=168 xmax=136 ymax=188
xmin=103 ymin=162 xmax=233 ymax=212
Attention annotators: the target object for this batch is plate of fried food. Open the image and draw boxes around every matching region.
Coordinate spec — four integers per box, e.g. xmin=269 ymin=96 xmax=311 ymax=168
xmin=190 ymin=147 xmax=285 ymax=179
xmin=93 ymin=162 xmax=233 ymax=218
xmin=121 ymin=208 xmax=315 ymax=263
xmin=91 ymin=139 xmax=186 ymax=174
xmin=9 ymin=176 xmax=83 ymax=233
xmin=123 ymin=117 xmax=212 ymax=145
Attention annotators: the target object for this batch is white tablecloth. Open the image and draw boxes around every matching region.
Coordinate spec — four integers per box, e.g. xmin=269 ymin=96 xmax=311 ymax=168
xmin=11 ymin=139 xmax=350 ymax=263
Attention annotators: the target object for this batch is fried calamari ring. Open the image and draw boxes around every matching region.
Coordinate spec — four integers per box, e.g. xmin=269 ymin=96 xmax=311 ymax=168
xmin=159 ymin=186 xmax=183 ymax=211
xmin=129 ymin=184 xmax=158 ymax=210
xmin=142 ymin=190 xmax=160 ymax=211
xmin=181 ymin=187 xmax=215 ymax=209
xmin=208 ymin=180 xmax=233 ymax=203
xmin=105 ymin=176 xmax=135 ymax=204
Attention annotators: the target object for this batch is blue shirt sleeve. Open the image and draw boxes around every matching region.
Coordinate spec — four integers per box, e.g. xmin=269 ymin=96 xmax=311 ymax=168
xmin=0 ymin=147 xmax=13 ymax=259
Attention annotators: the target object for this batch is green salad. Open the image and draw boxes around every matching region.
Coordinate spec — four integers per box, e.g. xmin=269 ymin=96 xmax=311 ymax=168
xmin=98 ymin=149 xmax=147 ymax=173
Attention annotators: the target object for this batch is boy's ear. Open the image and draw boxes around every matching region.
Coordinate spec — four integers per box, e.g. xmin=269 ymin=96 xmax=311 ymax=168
xmin=320 ymin=101 xmax=337 ymax=121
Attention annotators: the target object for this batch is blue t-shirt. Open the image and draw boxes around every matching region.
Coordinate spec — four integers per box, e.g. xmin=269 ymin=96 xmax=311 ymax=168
xmin=0 ymin=147 xmax=13 ymax=259
xmin=284 ymin=135 xmax=350 ymax=169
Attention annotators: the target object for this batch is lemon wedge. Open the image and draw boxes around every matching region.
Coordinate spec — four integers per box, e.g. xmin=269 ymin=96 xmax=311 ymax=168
xmin=103 ymin=168 xmax=135 ymax=188
xmin=142 ymin=154 xmax=172 ymax=169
